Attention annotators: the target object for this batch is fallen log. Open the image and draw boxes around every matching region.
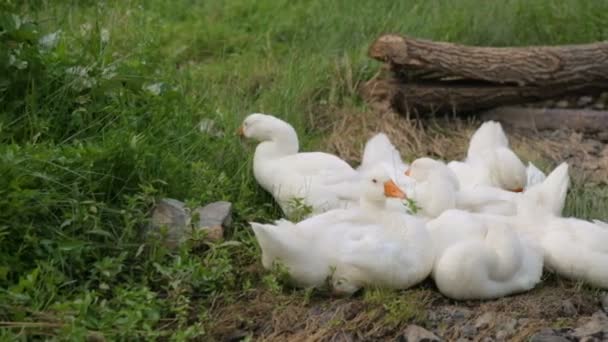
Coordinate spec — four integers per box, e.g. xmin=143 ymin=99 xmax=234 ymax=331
xmin=480 ymin=107 xmax=608 ymax=133
xmin=362 ymin=34 xmax=608 ymax=115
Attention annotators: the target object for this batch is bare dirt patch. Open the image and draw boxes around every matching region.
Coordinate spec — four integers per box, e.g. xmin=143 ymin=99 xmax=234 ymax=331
xmin=206 ymin=276 xmax=606 ymax=341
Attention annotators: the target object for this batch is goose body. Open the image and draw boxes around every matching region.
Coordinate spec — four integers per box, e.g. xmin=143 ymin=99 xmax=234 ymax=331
xmin=449 ymin=121 xmax=527 ymax=192
xmin=240 ymin=113 xmax=359 ymax=217
xmin=514 ymin=163 xmax=608 ymax=288
xmin=250 ymin=167 xmax=434 ymax=294
xmin=406 ymin=158 xmax=522 ymax=218
xmin=428 ymin=209 xmax=544 ymax=300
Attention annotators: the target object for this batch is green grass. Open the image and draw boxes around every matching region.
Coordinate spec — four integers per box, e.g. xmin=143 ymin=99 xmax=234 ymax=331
xmin=1 ymin=0 xmax=608 ymax=339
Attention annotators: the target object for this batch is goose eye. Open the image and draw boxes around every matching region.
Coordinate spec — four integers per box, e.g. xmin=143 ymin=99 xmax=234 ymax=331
xmin=372 ymin=179 xmax=377 ymax=184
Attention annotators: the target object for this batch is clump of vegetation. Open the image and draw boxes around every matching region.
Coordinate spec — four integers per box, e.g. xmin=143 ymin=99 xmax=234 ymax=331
xmin=364 ymin=288 xmax=430 ymax=326
xmin=286 ymin=197 xmax=314 ymax=222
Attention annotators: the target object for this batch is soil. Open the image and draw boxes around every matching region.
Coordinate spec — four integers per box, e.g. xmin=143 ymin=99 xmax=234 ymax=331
xmin=206 ymin=277 xmax=607 ymax=341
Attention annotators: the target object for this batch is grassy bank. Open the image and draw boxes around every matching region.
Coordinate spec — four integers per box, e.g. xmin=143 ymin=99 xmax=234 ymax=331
xmin=1 ymin=0 xmax=608 ymax=339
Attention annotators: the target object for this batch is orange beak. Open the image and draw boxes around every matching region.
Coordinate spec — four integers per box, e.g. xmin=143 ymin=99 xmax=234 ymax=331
xmin=404 ymin=168 xmax=411 ymax=177
xmin=511 ymin=187 xmax=524 ymax=193
xmin=384 ymin=180 xmax=406 ymax=199
xmin=237 ymin=125 xmax=245 ymax=136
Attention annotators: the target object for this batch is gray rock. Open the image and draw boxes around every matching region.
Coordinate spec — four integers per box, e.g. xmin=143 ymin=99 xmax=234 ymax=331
xmin=555 ymin=100 xmax=570 ymax=108
xmin=529 ymin=328 xmax=570 ymax=342
xmin=148 ymin=199 xmax=232 ymax=248
xmin=195 ymin=200 xmax=233 ymax=227
xmin=475 ymin=312 xmax=496 ymax=330
xmin=450 ymin=307 xmax=473 ymax=322
xmin=601 ymin=292 xmax=608 ymax=313
xmin=401 ymin=324 xmax=440 ymax=342
xmin=572 ymin=311 xmax=608 ymax=338
xmin=194 ymin=201 xmax=233 ymax=241
xmin=593 ymin=102 xmax=606 ymax=110
xmin=148 ymin=198 xmax=192 ymax=249
xmin=560 ymin=299 xmax=578 ymax=316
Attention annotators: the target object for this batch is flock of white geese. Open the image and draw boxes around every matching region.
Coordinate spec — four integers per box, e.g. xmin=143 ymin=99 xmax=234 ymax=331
xmin=237 ymin=113 xmax=608 ymax=300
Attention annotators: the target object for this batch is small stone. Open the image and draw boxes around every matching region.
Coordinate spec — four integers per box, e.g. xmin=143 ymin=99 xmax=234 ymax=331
xmin=450 ymin=307 xmax=473 ymax=322
xmin=148 ymin=198 xmax=191 ymax=249
xmin=147 ymin=199 xmax=233 ymax=248
xmin=601 ymin=292 xmax=608 ymax=313
xmin=578 ymin=96 xmax=594 ymax=107
xmin=573 ymin=311 xmax=608 ymax=338
xmin=194 ymin=201 xmax=233 ymax=241
xmin=198 ymin=118 xmax=224 ymax=138
xmin=592 ymin=102 xmax=605 ymax=110
xmin=555 ymin=100 xmax=570 ymax=108
xmin=529 ymin=328 xmax=570 ymax=342
xmin=560 ymin=299 xmax=578 ymax=316
xmin=195 ymin=201 xmax=233 ymax=227
xmin=475 ymin=312 xmax=496 ymax=330
xmin=401 ymin=324 xmax=440 ymax=342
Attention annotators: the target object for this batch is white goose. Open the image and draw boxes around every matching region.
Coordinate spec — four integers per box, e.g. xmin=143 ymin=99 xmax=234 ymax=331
xmin=427 ymin=209 xmax=544 ymax=300
xmin=514 ymin=163 xmax=608 ymax=289
xmin=239 ymin=113 xmax=359 ymax=217
xmin=448 ymin=121 xmax=527 ymax=192
xmin=405 ymin=158 xmax=522 ymax=218
xmin=250 ymin=167 xmax=434 ymax=294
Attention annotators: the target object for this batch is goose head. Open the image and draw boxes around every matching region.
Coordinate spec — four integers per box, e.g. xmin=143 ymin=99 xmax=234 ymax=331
xmin=404 ymin=158 xmax=460 ymax=218
xmin=483 ymin=147 xmax=527 ymax=192
xmin=238 ymin=113 xmax=298 ymax=143
xmin=361 ymin=166 xmax=406 ymax=205
xmin=406 ymin=158 xmax=460 ymax=189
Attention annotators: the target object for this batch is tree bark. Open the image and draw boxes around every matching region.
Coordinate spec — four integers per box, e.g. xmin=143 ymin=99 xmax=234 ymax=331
xmin=362 ymin=34 xmax=608 ymax=115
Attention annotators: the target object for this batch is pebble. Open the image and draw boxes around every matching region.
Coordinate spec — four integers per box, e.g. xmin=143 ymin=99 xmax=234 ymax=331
xmin=592 ymin=102 xmax=606 ymax=110
xmin=401 ymin=324 xmax=440 ymax=342
xmin=555 ymin=100 xmax=570 ymax=108
xmin=148 ymin=198 xmax=191 ymax=249
xmin=194 ymin=201 xmax=233 ymax=241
